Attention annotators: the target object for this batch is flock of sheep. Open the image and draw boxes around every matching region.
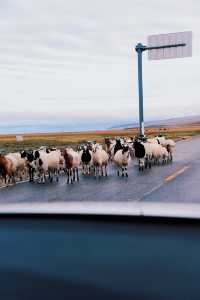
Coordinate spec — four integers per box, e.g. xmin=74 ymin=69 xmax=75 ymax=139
xmin=0 ymin=135 xmax=175 ymax=186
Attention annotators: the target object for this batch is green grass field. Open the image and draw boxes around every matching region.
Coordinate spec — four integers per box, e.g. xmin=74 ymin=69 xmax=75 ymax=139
xmin=0 ymin=125 xmax=199 ymax=153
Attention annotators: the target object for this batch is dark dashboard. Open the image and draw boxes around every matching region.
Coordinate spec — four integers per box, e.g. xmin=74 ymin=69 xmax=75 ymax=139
xmin=0 ymin=213 xmax=199 ymax=300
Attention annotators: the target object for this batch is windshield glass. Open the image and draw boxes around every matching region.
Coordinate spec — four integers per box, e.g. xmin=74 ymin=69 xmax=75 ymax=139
xmin=0 ymin=0 xmax=198 ymax=214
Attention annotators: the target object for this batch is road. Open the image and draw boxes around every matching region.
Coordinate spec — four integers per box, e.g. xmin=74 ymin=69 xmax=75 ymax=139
xmin=0 ymin=136 xmax=200 ymax=204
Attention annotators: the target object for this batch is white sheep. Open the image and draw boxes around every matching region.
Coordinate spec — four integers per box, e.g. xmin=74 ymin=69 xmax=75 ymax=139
xmin=135 ymin=141 xmax=167 ymax=170
xmin=151 ymin=144 xmax=168 ymax=165
xmin=63 ymin=148 xmax=80 ymax=184
xmin=113 ymin=145 xmax=131 ymax=177
xmin=141 ymin=142 xmax=155 ymax=169
xmin=159 ymin=139 xmax=175 ymax=161
xmin=6 ymin=152 xmax=27 ymax=182
xmin=160 ymin=146 xmax=169 ymax=164
xmin=92 ymin=144 xmax=109 ymax=177
xmin=34 ymin=150 xmax=61 ymax=183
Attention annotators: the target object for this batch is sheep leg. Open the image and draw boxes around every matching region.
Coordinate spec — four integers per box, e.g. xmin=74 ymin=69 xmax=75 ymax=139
xmin=68 ymin=170 xmax=71 ymax=184
xmin=68 ymin=169 xmax=70 ymax=184
xmin=139 ymin=159 xmax=143 ymax=172
xmin=28 ymin=168 xmax=32 ymax=182
xmin=37 ymin=171 xmax=41 ymax=183
xmin=74 ymin=168 xmax=77 ymax=182
xmin=101 ymin=166 xmax=103 ymax=176
xmin=4 ymin=174 xmax=7 ymax=185
xmin=96 ymin=166 xmax=98 ymax=177
xmin=94 ymin=166 xmax=96 ymax=177
xmin=18 ymin=170 xmax=23 ymax=181
xmin=76 ymin=168 xmax=79 ymax=182
xmin=70 ymin=169 xmax=72 ymax=184
xmin=38 ymin=172 xmax=42 ymax=183
xmin=76 ymin=168 xmax=79 ymax=181
xmin=145 ymin=159 xmax=148 ymax=169
xmin=29 ymin=167 xmax=33 ymax=182
xmin=95 ymin=166 xmax=99 ymax=177
xmin=31 ymin=168 xmax=34 ymax=182
xmin=7 ymin=175 xmax=10 ymax=185
xmin=95 ymin=166 xmax=98 ymax=178
xmin=39 ymin=172 xmax=43 ymax=183
xmin=56 ymin=170 xmax=59 ymax=182
xmin=72 ymin=169 xmax=76 ymax=182
xmin=49 ymin=171 xmax=53 ymax=183
xmin=43 ymin=173 xmax=46 ymax=183
xmin=97 ymin=166 xmax=100 ymax=177
xmin=12 ymin=172 xmax=16 ymax=184
xmin=105 ymin=165 xmax=108 ymax=177
xmin=125 ymin=167 xmax=128 ymax=177
xmin=122 ymin=167 xmax=124 ymax=177
xmin=70 ymin=169 xmax=73 ymax=184
xmin=66 ymin=170 xmax=69 ymax=184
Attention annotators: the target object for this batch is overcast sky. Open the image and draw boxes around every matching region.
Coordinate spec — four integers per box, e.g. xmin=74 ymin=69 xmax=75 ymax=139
xmin=0 ymin=0 xmax=199 ymax=129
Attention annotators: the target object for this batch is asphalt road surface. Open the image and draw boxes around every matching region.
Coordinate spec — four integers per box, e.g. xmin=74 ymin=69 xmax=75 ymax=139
xmin=0 ymin=136 xmax=200 ymax=203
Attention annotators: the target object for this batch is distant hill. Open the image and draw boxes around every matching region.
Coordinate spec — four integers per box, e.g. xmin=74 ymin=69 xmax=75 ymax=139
xmin=109 ymin=115 xmax=200 ymax=129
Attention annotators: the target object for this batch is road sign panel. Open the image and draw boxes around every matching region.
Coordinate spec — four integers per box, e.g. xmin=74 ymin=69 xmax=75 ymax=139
xmin=148 ymin=31 xmax=192 ymax=60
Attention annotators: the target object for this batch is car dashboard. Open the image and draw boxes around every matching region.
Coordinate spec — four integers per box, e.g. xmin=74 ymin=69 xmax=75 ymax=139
xmin=0 ymin=213 xmax=199 ymax=300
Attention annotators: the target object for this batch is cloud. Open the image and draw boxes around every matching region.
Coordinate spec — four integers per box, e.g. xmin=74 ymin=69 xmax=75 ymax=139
xmin=0 ymin=0 xmax=199 ymax=130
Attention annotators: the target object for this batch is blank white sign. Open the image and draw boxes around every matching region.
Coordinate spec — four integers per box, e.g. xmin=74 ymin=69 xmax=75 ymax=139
xmin=16 ymin=135 xmax=23 ymax=142
xmin=148 ymin=31 xmax=192 ymax=60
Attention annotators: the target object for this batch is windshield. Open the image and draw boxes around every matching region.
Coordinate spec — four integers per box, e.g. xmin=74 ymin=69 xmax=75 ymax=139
xmin=0 ymin=0 xmax=198 ymax=215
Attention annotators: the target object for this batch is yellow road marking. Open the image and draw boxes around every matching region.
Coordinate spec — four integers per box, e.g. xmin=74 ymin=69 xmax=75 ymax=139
xmin=165 ymin=165 xmax=190 ymax=182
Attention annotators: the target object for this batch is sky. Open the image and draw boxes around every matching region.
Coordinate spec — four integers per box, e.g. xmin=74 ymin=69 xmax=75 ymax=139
xmin=0 ymin=0 xmax=199 ymax=132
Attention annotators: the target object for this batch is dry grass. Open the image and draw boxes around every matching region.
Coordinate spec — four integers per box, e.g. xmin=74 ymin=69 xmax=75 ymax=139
xmin=0 ymin=123 xmax=200 ymax=153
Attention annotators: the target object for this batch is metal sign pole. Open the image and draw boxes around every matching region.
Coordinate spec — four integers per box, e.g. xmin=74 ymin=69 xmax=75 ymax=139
xmin=135 ymin=43 xmax=146 ymax=137
xmin=135 ymin=31 xmax=192 ymax=138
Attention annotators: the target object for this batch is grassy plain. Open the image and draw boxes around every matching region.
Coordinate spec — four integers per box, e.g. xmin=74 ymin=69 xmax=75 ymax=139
xmin=0 ymin=123 xmax=200 ymax=153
